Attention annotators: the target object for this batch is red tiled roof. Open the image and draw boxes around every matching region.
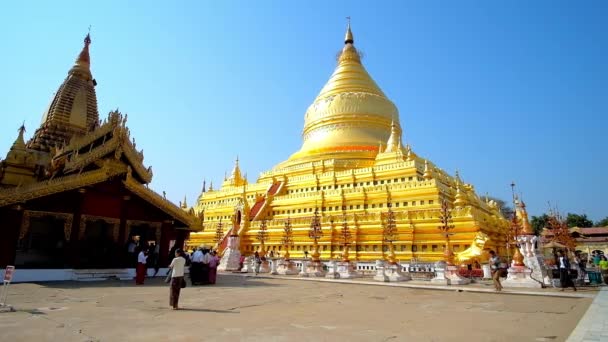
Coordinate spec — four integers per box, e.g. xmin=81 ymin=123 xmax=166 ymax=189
xmin=571 ymin=227 xmax=608 ymax=235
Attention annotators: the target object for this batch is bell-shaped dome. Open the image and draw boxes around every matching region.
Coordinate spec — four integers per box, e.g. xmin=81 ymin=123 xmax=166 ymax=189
xmin=288 ymin=23 xmax=400 ymax=164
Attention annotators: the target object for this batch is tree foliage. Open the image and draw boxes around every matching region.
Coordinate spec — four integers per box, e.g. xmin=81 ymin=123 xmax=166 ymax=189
xmin=566 ymin=213 xmax=593 ymax=228
xmin=546 ymin=213 xmax=577 ymax=251
xmin=531 ymin=214 xmax=550 ymax=235
xmin=595 ymin=216 xmax=608 ymax=227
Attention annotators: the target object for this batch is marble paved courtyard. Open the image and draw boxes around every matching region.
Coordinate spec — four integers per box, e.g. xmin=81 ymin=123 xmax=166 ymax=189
xmin=0 ymin=274 xmax=594 ymax=342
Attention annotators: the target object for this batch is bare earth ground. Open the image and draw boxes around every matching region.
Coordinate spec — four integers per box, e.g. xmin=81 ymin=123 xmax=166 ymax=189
xmin=0 ymin=274 xmax=592 ymax=342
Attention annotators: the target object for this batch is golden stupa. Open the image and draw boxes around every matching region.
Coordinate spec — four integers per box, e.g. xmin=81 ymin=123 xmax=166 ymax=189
xmin=187 ymin=24 xmax=511 ymax=262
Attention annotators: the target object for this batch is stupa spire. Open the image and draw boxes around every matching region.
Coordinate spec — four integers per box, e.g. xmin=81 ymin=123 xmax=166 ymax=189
xmin=70 ymin=31 xmax=93 ymax=80
xmin=344 ymin=16 xmax=354 ymax=44
xmin=384 ymin=120 xmax=402 ymax=153
xmin=12 ymin=123 xmax=27 ymax=150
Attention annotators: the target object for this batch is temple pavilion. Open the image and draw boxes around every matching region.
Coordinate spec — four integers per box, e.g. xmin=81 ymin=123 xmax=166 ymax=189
xmin=0 ymin=34 xmax=198 ymax=272
xmin=188 ymin=24 xmax=511 ymax=263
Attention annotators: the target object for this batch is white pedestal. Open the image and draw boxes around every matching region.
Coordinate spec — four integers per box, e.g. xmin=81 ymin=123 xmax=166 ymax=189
xmin=482 ymin=264 xmax=492 ymax=279
xmin=270 ymin=259 xmax=279 ymax=275
xmin=502 ymin=265 xmax=543 ymax=288
xmin=241 ymin=256 xmax=253 ymax=273
xmin=299 ymin=260 xmax=310 ymax=277
xmin=218 ymin=235 xmax=242 ymax=272
xmin=431 ymin=261 xmax=449 ymax=285
xmin=337 ymin=261 xmax=359 ymax=279
xmin=276 ymin=259 xmax=299 ymax=275
xmin=373 ymin=260 xmax=389 ymax=282
xmin=325 ymin=260 xmax=340 ymax=279
xmin=445 ymin=265 xmax=470 ymax=285
xmin=305 ymin=260 xmax=326 ymax=277
xmin=259 ymin=260 xmax=270 ymax=273
xmin=386 ymin=263 xmax=410 ymax=282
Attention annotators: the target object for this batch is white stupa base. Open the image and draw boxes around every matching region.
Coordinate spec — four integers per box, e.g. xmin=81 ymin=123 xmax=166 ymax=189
xmin=325 ymin=260 xmax=339 ymax=279
xmin=257 ymin=260 xmax=270 ymax=273
xmin=241 ymin=257 xmax=253 ymax=273
xmin=431 ymin=261 xmax=449 ymax=285
xmin=217 ymin=242 xmax=241 ymax=271
xmin=373 ymin=260 xmax=389 ymax=282
xmin=385 ymin=263 xmax=410 ymax=282
xmin=305 ymin=261 xmax=326 ymax=277
xmin=445 ymin=265 xmax=470 ymax=285
xmin=298 ymin=260 xmax=310 ymax=277
xmin=276 ymin=260 xmax=299 ymax=275
xmin=270 ymin=259 xmax=279 ymax=275
xmin=337 ymin=261 xmax=360 ymax=279
xmin=502 ymin=265 xmax=543 ymax=288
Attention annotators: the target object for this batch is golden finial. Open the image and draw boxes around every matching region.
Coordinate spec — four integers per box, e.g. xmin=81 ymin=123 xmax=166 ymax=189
xmin=182 ymin=195 xmax=188 ymax=209
xmin=454 ymin=183 xmax=468 ymax=208
xmin=11 ymin=123 xmax=27 ymax=150
xmin=77 ymin=30 xmax=92 ymax=65
xmin=345 ymin=16 xmax=354 ymax=44
xmin=423 ymin=160 xmax=432 ymax=180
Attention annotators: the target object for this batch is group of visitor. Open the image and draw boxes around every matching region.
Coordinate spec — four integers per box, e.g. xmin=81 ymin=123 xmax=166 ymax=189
xmin=189 ymin=247 xmax=220 ymax=285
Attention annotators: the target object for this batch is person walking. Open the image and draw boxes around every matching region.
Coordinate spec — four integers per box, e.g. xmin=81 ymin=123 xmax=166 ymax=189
xmin=135 ymin=248 xmax=148 ymax=285
xmin=168 ymin=249 xmax=186 ymax=310
xmin=489 ymin=250 xmax=503 ymax=291
xmin=254 ymin=251 xmax=262 ymax=275
xmin=557 ymin=250 xmax=577 ymax=291
xmin=598 ymin=255 xmax=608 ymax=284
xmin=208 ymin=250 xmax=220 ymax=284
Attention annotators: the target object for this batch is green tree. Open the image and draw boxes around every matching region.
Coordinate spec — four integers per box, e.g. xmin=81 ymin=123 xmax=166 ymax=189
xmin=595 ymin=217 xmax=608 ymax=227
xmin=566 ymin=213 xmax=593 ymax=228
xmin=531 ymin=214 xmax=550 ymax=235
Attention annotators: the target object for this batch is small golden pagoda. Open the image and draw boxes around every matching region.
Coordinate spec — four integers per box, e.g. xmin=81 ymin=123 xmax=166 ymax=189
xmin=188 ymin=23 xmax=511 ymax=262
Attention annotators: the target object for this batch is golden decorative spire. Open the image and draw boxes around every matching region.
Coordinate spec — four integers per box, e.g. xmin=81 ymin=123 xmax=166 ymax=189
xmin=453 ymin=183 xmax=468 ymax=208
xmin=515 ymin=198 xmax=534 ymax=235
xmin=181 ymin=195 xmax=188 ymax=209
xmin=208 ymin=181 xmax=214 ymax=191
xmin=12 ymin=123 xmax=27 ymax=150
xmin=423 ymin=160 xmax=433 ymax=180
xmin=384 ymin=120 xmax=403 ymax=153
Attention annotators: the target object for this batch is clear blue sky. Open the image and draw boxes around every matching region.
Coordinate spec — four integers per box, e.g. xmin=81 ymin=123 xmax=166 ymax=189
xmin=0 ymin=1 xmax=606 ymax=221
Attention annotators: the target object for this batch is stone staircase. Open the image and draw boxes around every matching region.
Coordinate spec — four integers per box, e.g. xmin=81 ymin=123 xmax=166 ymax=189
xmin=72 ymin=269 xmax=133 ymax=282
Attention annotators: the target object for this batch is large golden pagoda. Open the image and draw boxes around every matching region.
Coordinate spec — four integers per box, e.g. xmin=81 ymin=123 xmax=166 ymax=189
xmin=188 ymin=24 xmax=510 ymax=262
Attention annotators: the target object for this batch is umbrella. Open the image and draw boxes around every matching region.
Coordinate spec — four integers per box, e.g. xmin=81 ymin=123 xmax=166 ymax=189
xmin=542 ymin=241 xmax=567 ymax=249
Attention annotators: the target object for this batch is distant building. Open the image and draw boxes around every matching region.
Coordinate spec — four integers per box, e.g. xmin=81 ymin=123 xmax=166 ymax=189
xmin=542 ymin=226 xmax=608 ymax=255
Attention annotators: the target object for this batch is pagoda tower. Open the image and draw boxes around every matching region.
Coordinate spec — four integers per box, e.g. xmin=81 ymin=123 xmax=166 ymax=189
xmin=189 ymin=23 xmax=510 ymax=263
xmin=27 ymin=33 xmax=99 ymax=154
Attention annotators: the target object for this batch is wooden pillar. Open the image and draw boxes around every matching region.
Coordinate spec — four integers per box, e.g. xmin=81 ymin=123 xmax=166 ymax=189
xmin=0 ymin=204 xmax=24 ymax=267
xmin=159 ymin=220 xmax=173 ymax=267
xmin=67 ymin=189 xmax=86 ymax=268
xmin=117 ymin=195 xmax=130 ymax=267
xmin=117 ymin=195 xmax=130 ymax=244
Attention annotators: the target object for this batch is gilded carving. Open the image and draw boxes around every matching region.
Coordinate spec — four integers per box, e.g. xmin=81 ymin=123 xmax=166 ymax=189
xmin=20 ymin=210 xmax=74 ymax=241
xmin=79 ymin=215 xmax=121 ymax=241
xmin=126 ymin=220 xmax=162 ymax=243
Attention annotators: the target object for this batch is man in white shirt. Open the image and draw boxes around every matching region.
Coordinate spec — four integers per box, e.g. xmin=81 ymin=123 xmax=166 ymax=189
xmin=190 ymin=247 xmax=204 ymax=285
xmin=169 ymin=249 xmax=186 ymax=310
